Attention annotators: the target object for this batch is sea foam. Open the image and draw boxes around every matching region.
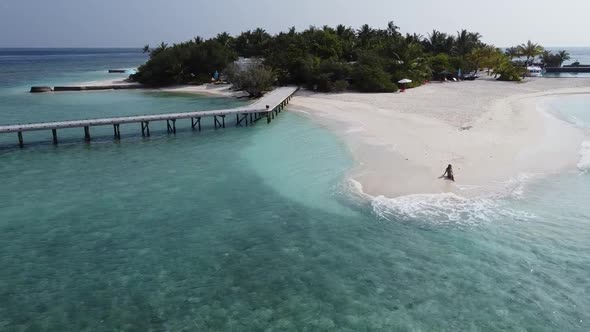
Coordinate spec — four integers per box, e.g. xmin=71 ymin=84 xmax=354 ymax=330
xmin=346 ymin=176 xmax=535 ymax=225
xmin=578 ymin=141 xmax=590 ymax=172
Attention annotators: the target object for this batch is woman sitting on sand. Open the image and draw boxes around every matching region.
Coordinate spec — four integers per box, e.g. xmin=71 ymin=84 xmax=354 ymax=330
xmin=441 ymin=164 xmax=455 ymax=181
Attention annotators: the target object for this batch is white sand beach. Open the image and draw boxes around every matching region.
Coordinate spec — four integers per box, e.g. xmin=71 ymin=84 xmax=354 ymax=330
xmin=290 ymin=77 xmax=590 ymax=198
xmin=79 ymin=78 xmax=247 ymax=98
xmin=78 ymin=78 xmax=135 ymax=86
xmin=161 ymin=84 xmax=249 ymax=98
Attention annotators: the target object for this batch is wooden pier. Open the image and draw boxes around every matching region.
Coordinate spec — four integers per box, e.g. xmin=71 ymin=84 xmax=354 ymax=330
xmin=1 ymin=87 xmax=298 ymax=147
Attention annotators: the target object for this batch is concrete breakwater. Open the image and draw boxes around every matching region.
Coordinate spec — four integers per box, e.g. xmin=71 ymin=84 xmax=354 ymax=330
xmin=546 ymin=66 xmax=590 ymax=73
xmin=30 ymin=84 xmax=144 ymax=93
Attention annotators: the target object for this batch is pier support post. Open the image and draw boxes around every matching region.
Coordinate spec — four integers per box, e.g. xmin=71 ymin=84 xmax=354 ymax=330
xmin=166 ymin=120 xmax=176 ymax=134
xmin=113 ymin=124 xmax=121 ymax=139
xmin=214 ymin=115 xmax=227 ymax=129
xmin=52 ymin=129 xmax=58 ymax=145
xmin=191 ymin=117 xmax=201 ymax=131
xmin=250 ymin=113 xmax=253 ymax=124
xmin=266 ymin=105 xmax=271 ymax=124
xmin=18 ymin=131 xmax=23 ymax=148
xmin=141 ymin=121 xmax=150 ymax=137
xmin=236 ymin=113 xmax=248 ymax=127
xmin=84 ymin=126 xmax=91 ymax=142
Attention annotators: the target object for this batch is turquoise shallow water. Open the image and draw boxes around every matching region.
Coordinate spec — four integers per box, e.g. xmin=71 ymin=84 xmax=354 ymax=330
xmin=1 ymin=49 xmax=590 ymax=331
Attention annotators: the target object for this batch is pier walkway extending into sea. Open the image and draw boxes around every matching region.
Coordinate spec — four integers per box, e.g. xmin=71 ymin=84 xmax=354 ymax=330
xmin=0 ymin=87 xmax=298 ymax=147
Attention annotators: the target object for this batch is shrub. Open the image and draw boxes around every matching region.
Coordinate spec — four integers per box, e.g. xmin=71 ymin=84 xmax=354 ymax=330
xmin=353 ymin=64 xmax=398 ymax=92
xmin=494 ymin=62 xmax=524 ymax=81
xmin=333 ymin=80 xmax=350 ymax=92
xmin=429 ymin=53 xmax=451 ymax=74
xmin=225 ymin=63 xmax=276 ymax=98
xmin=313 ymin=60 xmax=353 ymax=92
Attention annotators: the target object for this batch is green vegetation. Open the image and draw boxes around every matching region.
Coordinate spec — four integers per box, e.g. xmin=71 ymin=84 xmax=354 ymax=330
xmin=516 ymin=40 xmax=545 ymax=66
xmin=540 ymin=50 xmax=571 ymax=67
xmin=224 ymin=61 xmax=276 ymax=98
xmin=133 ymin=39 xmax=237 ymax=85
xmin=133 ymin=23 xmax=554 ymax=91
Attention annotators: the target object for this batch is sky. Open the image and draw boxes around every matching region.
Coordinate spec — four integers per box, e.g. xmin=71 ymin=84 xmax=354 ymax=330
xmin=1 ymin=0 xmax=589 ymax=48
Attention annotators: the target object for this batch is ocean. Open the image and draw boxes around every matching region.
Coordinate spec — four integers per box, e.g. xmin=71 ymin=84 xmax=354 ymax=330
xmin=1 ymin=49 xmax=589 ymax=331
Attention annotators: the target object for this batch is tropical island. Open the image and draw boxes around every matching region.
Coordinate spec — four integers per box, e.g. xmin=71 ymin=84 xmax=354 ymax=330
xmin=132 ymin=22 xmax=570 ymax=96
xmin=128 ymin=23 xmax=588 ymax=200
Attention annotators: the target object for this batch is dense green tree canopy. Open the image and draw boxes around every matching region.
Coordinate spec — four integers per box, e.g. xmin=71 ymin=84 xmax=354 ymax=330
xmin=133 ymin=39 xmax=237 ymax=85
xmin=133 ymin=22 xmax=540 ymax=90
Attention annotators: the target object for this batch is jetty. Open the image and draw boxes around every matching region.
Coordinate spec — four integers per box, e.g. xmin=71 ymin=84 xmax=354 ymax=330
xmin=545 ymin=66 xmax=590 ymax=73
xmin=30 ymin=84 xmax=143 ymax=93
xmin=1 ymin=87 xmax=298 ymax=147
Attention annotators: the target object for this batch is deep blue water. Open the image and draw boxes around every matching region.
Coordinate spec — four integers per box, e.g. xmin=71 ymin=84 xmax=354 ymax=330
xmin=0 ymin=48 xmax=146 ymax=89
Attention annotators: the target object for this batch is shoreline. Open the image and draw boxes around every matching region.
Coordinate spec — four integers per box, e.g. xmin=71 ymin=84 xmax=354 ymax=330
xmin=290 ymin=77 xmax=590 ymax=199
xmin=77 ymin=78 xmax=248 ymax=98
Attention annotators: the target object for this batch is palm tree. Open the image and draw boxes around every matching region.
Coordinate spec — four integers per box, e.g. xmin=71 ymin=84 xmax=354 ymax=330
xmin=386 ymin=21 xmax=401 ymax=37
xmin=540 ymin=50 xmax=553 ymax=67
xmin=468 ymin=45 xmax=500 ymax=74
xmin=557 ymin=50 xmax=571 ymax=67
xmin=193 ymin=36 xmax=204 ymax=44
xmin=214 ymin=32 xmax=233 ymax=48
xmin=516 ymin=40 xmax=544 ymax=66
xmin=357 ymin=24 xmax=375 ymax=45
xmin=405 ymin=33 xmax=423 ymax=44
xmin=504 ymin=47 xmax=520 ymax=60
xmin=455 ymin=29 xmax=482 ymax=56
xmin=424 ymin=30 xmax=453 ymax=54
xmin=149 ymin=42 xmax=168 ymax=57
xmin=356 ymin=24 xmax=377 ymax=50
xmin=142 ymin=44 xmax=150 ymax=54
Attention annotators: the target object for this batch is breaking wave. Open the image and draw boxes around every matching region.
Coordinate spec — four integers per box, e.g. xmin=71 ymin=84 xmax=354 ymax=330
xmin=578 ymin=141 xmax=590 ymax=172
xmin=345 ymin=177 xmax=536 ymax=225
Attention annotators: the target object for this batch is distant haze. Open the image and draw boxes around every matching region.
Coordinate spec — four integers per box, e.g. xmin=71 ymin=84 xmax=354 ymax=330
xmin=1 ymin=0 xmax=589 ymax=48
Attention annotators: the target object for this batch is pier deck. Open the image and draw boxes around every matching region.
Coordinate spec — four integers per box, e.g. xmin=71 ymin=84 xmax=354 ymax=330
xmin=0 ymin=87 xmax=298 ymax=147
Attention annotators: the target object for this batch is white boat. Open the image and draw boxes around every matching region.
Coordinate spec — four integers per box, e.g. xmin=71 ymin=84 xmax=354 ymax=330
xmin=526 ymin=66 xmax=543 ymax=77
